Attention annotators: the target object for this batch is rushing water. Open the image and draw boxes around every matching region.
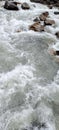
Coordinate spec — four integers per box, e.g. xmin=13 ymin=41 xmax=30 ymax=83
xmin=0 ymin=0 xmax=59 ymax=130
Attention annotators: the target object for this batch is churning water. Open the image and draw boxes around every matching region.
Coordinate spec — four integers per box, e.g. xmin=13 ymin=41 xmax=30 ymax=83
xmin=0 ymin=0 xmax=59 ymax=130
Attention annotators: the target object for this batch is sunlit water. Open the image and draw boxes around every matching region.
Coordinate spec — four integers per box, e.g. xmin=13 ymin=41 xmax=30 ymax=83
xmin=0 ymin=0 xmax=59 ymax=130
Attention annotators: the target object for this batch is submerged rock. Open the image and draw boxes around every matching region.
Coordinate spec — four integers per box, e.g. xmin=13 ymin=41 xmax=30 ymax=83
xmin=21 ymin=2 xmax=30 ymax=10
xmin=4 ymin=1 xmax=19 ymax=10
xmin=29 ymin=22 xmax=44 ymax=32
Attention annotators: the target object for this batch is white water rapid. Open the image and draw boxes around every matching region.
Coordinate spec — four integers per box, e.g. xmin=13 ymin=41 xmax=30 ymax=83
xmin=0 ymin=0 xmax=59 ymax=130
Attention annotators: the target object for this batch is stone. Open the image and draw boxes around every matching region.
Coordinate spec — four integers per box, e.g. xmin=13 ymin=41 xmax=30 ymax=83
xmin=54 ymin=12 xmax=59 ymax=15
xmin=33 ymin=17 xmax=40 ymax=22
xmin=30 ymin=0 xmax=59 ymax=7
xmin=48 ymin=4 xmax=53 ymax=9
xmin=55 ymin=32 xmax=59 ymax=38
xmin=16 ymin=30 xmax=22 ymax=32
xmin=39 ymin=12 xmax=49 ymax=21
xmin=49 ymin=48 xmax=59 ymax=56
xmin=10 ymin=1 xmax=21 ymax=5
xmin=56 ymin=51 xmax=59 ymax=55
xmin=30 ymin=0 xmax=41 ymax=3
xmin=4 ymin=1 xmax=19 ymax=10
xmin=29 ymin=22 xmax=44 ymax=32
xmin=49 ymin=49 xmax=56 ymax=55
xmin=44 ymin=19 xmax=55 ymax=26
xmin=21 ymin=2 xmax=30 ymax=10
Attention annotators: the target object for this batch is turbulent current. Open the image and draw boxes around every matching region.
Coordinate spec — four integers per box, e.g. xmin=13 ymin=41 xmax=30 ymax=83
xmin=0 ymin=0 xmax=59 ymax=130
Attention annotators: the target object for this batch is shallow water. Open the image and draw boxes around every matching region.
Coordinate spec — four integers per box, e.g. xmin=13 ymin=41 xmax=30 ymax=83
xmin=0 ymin=0 xmax=59 ymax=130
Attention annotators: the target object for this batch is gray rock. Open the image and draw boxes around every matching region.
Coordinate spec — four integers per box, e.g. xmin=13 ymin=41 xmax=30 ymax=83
xmin=4 ymin=1 xmax=19 ymax=10
xmin=21 ymin=2 xmax=30 ymax=10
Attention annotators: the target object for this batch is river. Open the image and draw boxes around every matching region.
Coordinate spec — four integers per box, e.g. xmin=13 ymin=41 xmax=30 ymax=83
xmin=0 ymin=0 xmax=59 ymax=130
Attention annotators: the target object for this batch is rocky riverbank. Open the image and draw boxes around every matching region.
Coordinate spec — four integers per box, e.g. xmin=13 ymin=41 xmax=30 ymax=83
xmin=30 ymin=0 xmax=59 ymax=7
xmin=0 ymin=0 xmax=59 ymax=130
xmin=0 ymin=0 xmax=58 ymax=57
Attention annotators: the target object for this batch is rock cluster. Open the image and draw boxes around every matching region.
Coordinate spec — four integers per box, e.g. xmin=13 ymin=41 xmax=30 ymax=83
xmin=4 ymin=1 xmax=30 ymax=10
xmin=29 ymin=11 xmax=55 ymax=32
xmin=30 ymin=0 xmax=59 ymax=7
xmin=3 ymin=0 xmax=59 ymax=57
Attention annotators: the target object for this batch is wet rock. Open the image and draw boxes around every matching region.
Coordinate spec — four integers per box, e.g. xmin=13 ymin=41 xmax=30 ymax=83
xmin=54 ymin=11 xmax=59 ymax=15
xmin=16 ymin=30 xmax=22 ymax=33
xmin=12 ymin=1 xmax=21 ymax=5
xmin=56 ymin=51 xmax=59 ymax=55
xmin=39 ymin=11 xmax=49 ymax=21
xmin=44 ymin=19 xmax=55 ymax=26
xmin=33 ymin=17 xmax=40 ymax=22
xmin=48 ymin=4 xmax=53 ymax=9
xmin=49 ymin=48 xmax=59 ymax=56
xmin=32 ymin=120 xmax=46 ymax=129
xmin=21 ymin=2 xmax=30 ymax=10
xmin=30 ymin=0 xmax=59 ymax=7
xmin=55 ymin=32 xmax=59 ymax=38
xmin=30 ymin=0 xmax=42 ymax=3
xmin=49 ymin=49 xmax=56 ymax=55
xmin=29 ymin=22 xmax=44 ymax=32
xmin=4 ymin=1 xmax=19 ymax=10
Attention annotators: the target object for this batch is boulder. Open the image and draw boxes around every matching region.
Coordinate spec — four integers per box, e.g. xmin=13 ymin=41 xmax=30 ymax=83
xmin=44 ymin=19 xmax=55 ymax=26
xmin=55 ymin=31 xmax=59 ymax=38
xmin=29 ymin=22 xmax=44 ymax=32
xmin=39 ymin=11 xmax=49 ymax=21
xmin=21 ymin=2 xmax=30 ymax=10
xmin=4 ymin=1 xmax=19 ymax=10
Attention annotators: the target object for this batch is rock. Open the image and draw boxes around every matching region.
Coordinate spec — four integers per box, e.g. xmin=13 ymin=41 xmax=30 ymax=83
xmin=56 ymin=51 xmax=59 ymax=55
xmin=49 ymin=49 xmax=56 ymax=55
xmin=54 ymin=11 xmax=59 ymax=15
xmin=39 ymin=11 xmax=49 ymax=21
xmin=4 ymin=1 xmax=19 ymax=10
xmin=44 ymin=19 xmax=55 ymax=26
xmin=29 ymin=22 xmax=44 ymax=32
xmin=30 ymin=0 xmax=59 ymax=7
xmin=16 ymin=30 xmax=22 ymax=32
xmin=33 ymin=17 xmax=40 ymax=22
xmin=30 ymin=0 xmax=41 ymax=3
xmin=48 ymin=4 xmax=53 ymax=9
xmin=55 ymin=32 xmax=59 ymax=38
xmin=12 ymin=1 xmax=21 ymax=5
xmin=49 ymin=48 xmax=59 ymax=56
xmin=21 ymin=2 xmax=30 ymax=10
